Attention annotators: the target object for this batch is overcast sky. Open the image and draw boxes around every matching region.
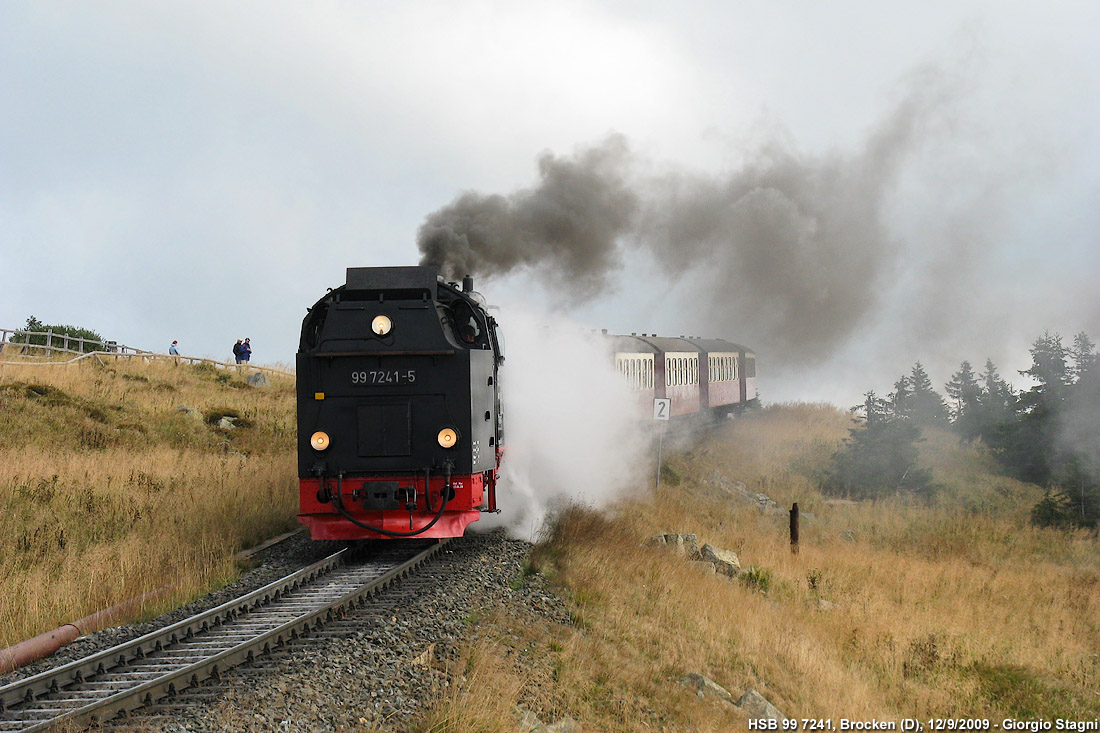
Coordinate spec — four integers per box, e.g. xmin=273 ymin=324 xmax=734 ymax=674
xmin=2 ymin=1 xmax=1097 ymax=405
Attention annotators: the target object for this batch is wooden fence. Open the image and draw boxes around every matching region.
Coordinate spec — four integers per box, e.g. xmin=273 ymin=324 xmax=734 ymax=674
xmin=0 ymin=328 xmax=151 ymax=358
xmin=0 ymin=328 xmax=293 ymax=378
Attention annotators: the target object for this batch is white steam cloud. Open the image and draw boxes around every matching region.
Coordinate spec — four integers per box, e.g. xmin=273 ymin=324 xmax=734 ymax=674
xmin=475 ymin=304 xmax=653 ymax=541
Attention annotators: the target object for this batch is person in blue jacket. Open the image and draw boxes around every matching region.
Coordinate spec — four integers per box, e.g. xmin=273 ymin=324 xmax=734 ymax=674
xmin=241 ymin=338 xmax=252 ymax=363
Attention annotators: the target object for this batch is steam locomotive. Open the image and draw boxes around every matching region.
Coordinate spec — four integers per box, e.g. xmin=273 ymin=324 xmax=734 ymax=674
xmin=296 ymin=266 xmax=504 ymax=540
xmin=296 ymin=265 xmax=757 ymax=542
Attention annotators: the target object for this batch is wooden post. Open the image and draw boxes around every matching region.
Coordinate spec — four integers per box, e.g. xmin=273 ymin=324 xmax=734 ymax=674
xmin=790 ymin=502 xmax=799 ymax=555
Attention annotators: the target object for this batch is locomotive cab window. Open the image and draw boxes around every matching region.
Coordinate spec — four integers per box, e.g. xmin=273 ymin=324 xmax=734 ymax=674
xmin=450 ymin=301 xmax=482 ymax=345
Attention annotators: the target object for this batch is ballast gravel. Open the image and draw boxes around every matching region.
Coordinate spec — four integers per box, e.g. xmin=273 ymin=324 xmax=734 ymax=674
xmin=11 ymin=529 xmax=570 ymax=732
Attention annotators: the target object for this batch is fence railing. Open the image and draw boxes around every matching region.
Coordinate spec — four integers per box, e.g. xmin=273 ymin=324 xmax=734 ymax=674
xmin=0 ymin=329 xmax=293 ymax=378
xmin=0 ymin=328 xmax=152 ymax=358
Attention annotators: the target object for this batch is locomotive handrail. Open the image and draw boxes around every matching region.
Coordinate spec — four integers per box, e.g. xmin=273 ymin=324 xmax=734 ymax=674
xmin=312 ymin=349 xmax=456 ymax=357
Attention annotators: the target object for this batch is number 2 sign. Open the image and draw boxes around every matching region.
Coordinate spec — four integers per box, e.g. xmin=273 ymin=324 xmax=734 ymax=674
xmin=653 ymin=398 xmax=671 ymax=421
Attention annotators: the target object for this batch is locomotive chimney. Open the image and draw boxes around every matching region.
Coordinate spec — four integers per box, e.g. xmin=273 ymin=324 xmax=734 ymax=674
xmin=462 ymin=275 xmax=474 ymax=293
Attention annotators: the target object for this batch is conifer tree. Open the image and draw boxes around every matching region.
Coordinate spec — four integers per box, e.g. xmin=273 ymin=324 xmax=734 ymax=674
xmin=978 ymin=358 xmax=1015 ymax=436
xmin=825 ymin=391 xmax=935 ymax=501
xmin=1070 ymin=332 xmax=1097 ymax=383
xmin=894 ymin=362 xmax=949 ymax=426
xmin=946 ymin=360 xmax=982 ymax=441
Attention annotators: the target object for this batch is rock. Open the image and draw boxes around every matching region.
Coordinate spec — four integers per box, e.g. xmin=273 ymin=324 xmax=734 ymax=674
xmin=411 ymin=644 xmax=435 ymax=666
xmin=646 ymin=535 xmax=667 ymax=547
xmin=699 ymin=544 xmax=741 ymax=577
xmin=217 ymin=416 xmax=237 ymax=429
xmin=177 ymin=405 xmax=202 ymax=420
xmin=681 ymin=673 xmax=735 ymax=703
xmin=737 ymin=689 xmax=787 ymax=721
xmin=516 ymin=706 xmax=545 ymax=731
xmin=679 ymin=533 xmax=699 ymax=557
xmin=247 ymin=372 xmax=270 ymax=387
xmin=545 ymin=717 xmax=581 ymax=733
xmin=817 ymin=599 xmax=838 ymax=611
xmin=839 ymin=530 xmax=856 ymax=542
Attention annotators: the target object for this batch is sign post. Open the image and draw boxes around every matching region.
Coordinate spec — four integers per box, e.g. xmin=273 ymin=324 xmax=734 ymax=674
xmin=653 ymin=398 xmax=671 ymax=490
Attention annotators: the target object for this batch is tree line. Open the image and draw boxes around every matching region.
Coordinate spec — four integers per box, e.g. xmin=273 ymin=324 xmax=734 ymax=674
xmin=825 ymin=331 xmax=1100 ymax=528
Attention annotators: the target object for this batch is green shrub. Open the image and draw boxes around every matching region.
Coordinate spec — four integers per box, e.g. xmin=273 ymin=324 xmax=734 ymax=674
xmin=8 ymin=316 xmax=105 ymax=353
xmin=740 ymin=566 xmax=772 ymax=594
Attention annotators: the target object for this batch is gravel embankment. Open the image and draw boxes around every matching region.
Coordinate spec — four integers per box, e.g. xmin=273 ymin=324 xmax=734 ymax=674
xmin=84 ymin=529 xmax=569 ymax=731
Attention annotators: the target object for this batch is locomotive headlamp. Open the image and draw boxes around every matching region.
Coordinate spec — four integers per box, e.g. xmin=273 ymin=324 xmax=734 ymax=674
xmin=310 ymin=431 xmax=331 ymax=451
xmin=437 ymin=427 xmax=459 ymax=449
xmin=371 ymin=314 xmax=393 ymax=336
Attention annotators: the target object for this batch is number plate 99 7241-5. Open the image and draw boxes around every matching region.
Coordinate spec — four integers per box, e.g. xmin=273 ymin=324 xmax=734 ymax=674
xmin=351 ymin=370 xmax=416 ymax=385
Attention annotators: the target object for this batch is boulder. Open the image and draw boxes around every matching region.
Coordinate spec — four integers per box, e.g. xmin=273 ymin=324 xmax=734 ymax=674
xmin=681 ymin=673 xmax=735 ymax=704
xmin=737 ymin=689 xmax=787 ymax=722
xmin=176 ymin=405 xmax=203 ymax=420
xmin=663 ymin=533 xmax=685 ymax=553
xmin=700 ymin=544 xmax=741 ymax=577
xmin=246 ymin=372 xmax=270 ymax=387
xmin=679 ymin=533 xmax=699 ymax=557
xmin=545 ymin=718 xmax=581 ymax=733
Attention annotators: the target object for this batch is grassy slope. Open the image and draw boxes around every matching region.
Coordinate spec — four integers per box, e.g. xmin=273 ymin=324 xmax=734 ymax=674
xmin=420 ymin=404 xmax=1100 ymax=731
xmin=0 ymin=359 xmax=298 ymax=647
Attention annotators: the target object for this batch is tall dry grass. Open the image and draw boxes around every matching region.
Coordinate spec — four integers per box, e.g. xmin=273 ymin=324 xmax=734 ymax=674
xmin=0 ymin=359 xmax=298 ymax=647
xmin=419 ymin=404 xmax=1100 ymax=730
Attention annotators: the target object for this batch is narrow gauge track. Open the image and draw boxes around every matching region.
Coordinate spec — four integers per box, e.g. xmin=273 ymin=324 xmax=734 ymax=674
xmin=0 ymin=540 xmax=445 ymax=732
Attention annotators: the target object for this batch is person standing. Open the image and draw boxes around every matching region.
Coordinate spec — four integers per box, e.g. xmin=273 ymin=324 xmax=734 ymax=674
xmin=241 ymin=338 xmax=252 ymax=364
xmin=232 ymin=339 xmax=243 ymax=364
xmin=169 ymin=341 xmax=179 ymax=355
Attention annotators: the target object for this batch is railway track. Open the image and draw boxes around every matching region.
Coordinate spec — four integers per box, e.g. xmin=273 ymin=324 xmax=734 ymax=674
xmin=0 ymin=540 xmax=445 ymax=731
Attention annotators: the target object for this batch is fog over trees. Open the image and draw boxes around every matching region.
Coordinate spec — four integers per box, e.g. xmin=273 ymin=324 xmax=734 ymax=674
xmin=826 ymin=330 xmax=1100 ymax=528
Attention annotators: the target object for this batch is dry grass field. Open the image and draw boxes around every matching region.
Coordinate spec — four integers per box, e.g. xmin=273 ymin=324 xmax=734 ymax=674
xmin=420 ymin=404 xmax=1100 ymax=731
xmin=0 ymin=358 xmax=298 ymax=647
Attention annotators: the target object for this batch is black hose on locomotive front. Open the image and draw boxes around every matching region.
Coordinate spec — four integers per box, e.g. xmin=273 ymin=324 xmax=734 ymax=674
xmin=321 ymin=462 xmax=453 ymax=538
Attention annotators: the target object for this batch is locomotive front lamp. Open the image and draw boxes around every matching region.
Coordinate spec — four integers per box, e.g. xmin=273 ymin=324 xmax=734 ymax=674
xmin=437 ymin=427 xmax=458 ymax=449
xmin=310 ymin=431 xmax=331 ymax=451
xmin=371 ymin=314 xmax=393 ymax=336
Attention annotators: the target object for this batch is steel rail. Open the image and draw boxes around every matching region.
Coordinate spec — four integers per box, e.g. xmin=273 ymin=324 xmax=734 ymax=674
xmin=0 ymin=540 xmax=445 ymax=731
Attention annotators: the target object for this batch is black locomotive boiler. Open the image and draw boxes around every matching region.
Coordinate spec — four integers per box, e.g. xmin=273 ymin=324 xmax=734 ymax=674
xmin=296 ymin=266 xmax=504 ymax=540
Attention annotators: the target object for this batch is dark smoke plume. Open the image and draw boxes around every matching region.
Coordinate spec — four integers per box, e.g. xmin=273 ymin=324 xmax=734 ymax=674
xmin=417 ymin=135 xmax=637 ymax=298
xmin=417 ymin=65 xmax=960 ymax=365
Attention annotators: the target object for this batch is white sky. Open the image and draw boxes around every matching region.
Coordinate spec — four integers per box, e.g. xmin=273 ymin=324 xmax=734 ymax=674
xmin=2 ymin=1 xmax=1097 ymax=405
